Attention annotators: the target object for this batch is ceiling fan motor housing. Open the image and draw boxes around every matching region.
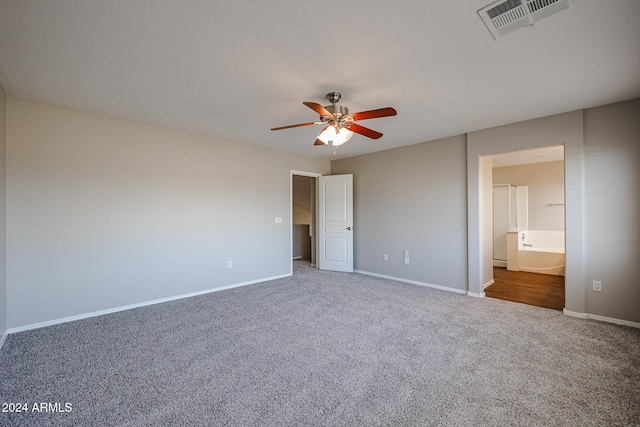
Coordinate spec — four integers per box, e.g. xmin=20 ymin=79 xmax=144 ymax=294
xmin=324 ymin=92 xmax=349 ymax=120
xmin=325 ymin=104 xmax=349 ymax=118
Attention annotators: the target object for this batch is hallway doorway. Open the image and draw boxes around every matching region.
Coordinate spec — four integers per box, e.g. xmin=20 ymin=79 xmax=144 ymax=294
xmin=291 ymin=172 xmax=318 ymax=270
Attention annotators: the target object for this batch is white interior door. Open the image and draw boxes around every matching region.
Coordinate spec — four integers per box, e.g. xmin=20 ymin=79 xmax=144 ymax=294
xmin=319 ymin=174 xmax=353 ymax=272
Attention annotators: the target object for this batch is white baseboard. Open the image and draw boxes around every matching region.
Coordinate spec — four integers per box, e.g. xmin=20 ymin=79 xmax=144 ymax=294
xmin=7 ymin=273 xmax=291 ymax=334
xmin=563 ymin=309 xmax=640 ymax=329
xmin=562 ymin=309 xmax=588 ymax=319
xmin=354 ymin=270 xmax=467 ymax=295
xmin=493 ymin=260 xmax=507 ymax=268
xmin=483 ymin=279 xmax=495 ymax=290
xmin=467 ymin=291 xmax=486 ymax=298
xmin=0 ymin=331 xmax=8 ymax=351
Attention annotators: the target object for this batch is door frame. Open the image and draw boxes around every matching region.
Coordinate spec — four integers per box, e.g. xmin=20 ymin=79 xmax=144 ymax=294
xmin=290 ymin=170 xmax=322 ymax=275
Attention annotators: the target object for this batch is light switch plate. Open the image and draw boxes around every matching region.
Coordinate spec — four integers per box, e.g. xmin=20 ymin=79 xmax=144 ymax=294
xmin=275 ymin=217 xmax=283 ymax=224
xmin=592 ymin=280 xmax=602 ymax=292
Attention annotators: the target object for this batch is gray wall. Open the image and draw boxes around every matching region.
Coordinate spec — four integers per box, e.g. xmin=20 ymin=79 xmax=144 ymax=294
xmin=292 ymin=224 xmax=311 ymax=261
xmin=331 ymin=135 xmax=468 ymax=292
xmin=0 ymin=85 xmax=6 ymax=339
xmin=584 ymin=99 xmax=640 ymax=323
xmin=4 ymin=95 xmax=639 ymax=330
xmin=6 ymin=98 xmax=330 ymax=329
xmin=292 ymin=175 xmax=313 ymax=225
xmin=334 ymin=99 xmax=639 ymax=324
xmin=493 ymin=160 xmax=565 ymax=232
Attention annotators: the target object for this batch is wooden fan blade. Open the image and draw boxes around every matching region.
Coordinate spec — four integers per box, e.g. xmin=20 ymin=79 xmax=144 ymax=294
xmin=271 ymin=122 xmax=317 ymax=131
xmin=349 ymin=123 xmax=383 ymax=139
xmin=303 ymin=102 xmax=333 ymax=118
xmin=349 ymin=107 xmax=397 ymax=121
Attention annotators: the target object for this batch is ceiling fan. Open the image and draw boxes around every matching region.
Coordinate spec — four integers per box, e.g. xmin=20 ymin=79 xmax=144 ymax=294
xmin=271 ymin=92 xmax=397 ymax=147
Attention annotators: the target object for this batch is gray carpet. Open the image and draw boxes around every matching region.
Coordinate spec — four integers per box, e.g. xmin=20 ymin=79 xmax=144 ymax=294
xmin=1 ymin=261 xmax=639 ymax=426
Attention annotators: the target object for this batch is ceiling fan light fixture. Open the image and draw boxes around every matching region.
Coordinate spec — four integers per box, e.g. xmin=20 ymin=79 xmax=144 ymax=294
xmin=316 ymin=126 xmax=333 ymax=145
xmin=271 ymin=92 xmax=396 ymax=147
xmin=332 ymin=127 xmax=353 ymax=147
xmin=317 ymin=125 xmax=353 ymax=146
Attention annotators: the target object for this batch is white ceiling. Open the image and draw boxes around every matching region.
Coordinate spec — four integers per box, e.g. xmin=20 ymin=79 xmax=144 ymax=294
xmin=1 ymin=1 xmax=639 ymax=160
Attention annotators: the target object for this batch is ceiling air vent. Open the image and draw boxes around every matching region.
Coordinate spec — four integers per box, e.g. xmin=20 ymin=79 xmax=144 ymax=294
xmin=478 ymin=0 xmax=575 ymax=39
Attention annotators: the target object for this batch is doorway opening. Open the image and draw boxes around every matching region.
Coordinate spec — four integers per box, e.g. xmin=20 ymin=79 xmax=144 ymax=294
xmin=484 ymin=145 xmax=566 ymax=310
xmin=290 ymin=171 xmax=354 ymax=275
xmin=291 ymin=172 xmax=319 ymax=273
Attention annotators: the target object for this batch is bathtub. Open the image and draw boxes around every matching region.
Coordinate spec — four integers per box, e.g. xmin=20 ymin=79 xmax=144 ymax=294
xmin=519 ymin=230 xmax=565 ymax=276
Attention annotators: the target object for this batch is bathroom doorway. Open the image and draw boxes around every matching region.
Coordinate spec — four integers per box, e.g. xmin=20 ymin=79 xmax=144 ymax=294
xmin=485 ymin=146 xmax=566 ymax=310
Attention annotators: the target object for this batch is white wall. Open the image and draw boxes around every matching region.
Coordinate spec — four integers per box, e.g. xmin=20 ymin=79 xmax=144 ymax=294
xmin=584 ymin=99 xmax=640 ymax=323
xmin=0 ymin=84 xmax=6 ymax=341
xmin=493 ymin=161 xmax=565 ymax=231
xmin=6 ymin=98 xmax=330 ymax=329
xmin=331 ymin=135 xmax=468 ymax=292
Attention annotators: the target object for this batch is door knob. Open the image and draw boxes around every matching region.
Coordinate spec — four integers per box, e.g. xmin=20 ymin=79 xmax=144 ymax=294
xmin=346 ymin=226 xmax=352 ymax=230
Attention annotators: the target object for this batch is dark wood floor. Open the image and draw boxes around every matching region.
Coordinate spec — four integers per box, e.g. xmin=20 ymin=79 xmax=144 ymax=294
xmin=485 ymin=267 xmax=565 ymax=311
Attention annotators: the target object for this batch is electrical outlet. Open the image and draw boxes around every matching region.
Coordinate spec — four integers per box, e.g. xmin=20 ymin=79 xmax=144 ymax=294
xmin=404 ymin=257 xmax=410 ymax=265
xmin=592 ymin=280 xmax=601 ymax=292
xmin=383 ymin=254 xmax=388 ymax=261
xmin=404 ymin=250 xmax=410 ymax=257
xmin=228 ymin=261 xmax=233 ymax=269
